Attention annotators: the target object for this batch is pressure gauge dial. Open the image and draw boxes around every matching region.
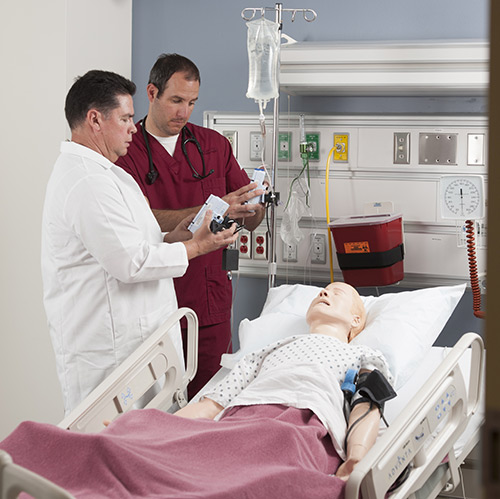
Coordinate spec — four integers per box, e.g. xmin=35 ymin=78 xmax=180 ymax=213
xmin=440 ymin=175 xmax=485 ymax=220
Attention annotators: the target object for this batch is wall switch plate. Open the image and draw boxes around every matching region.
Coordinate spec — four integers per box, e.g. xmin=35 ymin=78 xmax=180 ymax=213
xmin=394 ymin=132 xmax=410 ymax=164
xmin=467 ymin=133 xmax=485 ymax=166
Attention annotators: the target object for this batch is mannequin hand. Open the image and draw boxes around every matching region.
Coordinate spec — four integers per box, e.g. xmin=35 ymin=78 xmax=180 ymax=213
xmin=335 ymin=456 xmax=361 ymax=481
xmin=175 ymin=397 xmax=224 ymax=420
xmin=335 ymin=442 xmax=370 ymax=480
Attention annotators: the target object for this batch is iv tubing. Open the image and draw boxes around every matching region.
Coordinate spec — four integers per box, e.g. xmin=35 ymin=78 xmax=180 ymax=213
xmin=325 ymin=147 xmax=335 ymax=282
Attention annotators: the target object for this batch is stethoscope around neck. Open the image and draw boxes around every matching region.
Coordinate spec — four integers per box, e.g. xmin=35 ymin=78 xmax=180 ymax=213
xmin=141 ymin=116 xmax=214 ymax=185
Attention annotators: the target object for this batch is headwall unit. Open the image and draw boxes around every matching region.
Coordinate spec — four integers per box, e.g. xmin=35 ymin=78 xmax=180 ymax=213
xmin=205 ymin=112 xmax=487 ymax=288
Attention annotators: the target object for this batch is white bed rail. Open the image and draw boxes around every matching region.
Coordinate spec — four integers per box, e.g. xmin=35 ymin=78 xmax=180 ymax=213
xmin=346 ymin=332 xmax=484 ymax=499
xmin=0 ymin=450 xmax=74 ymax=499
xmin=58 ymin=307 xmax=198 ymax=433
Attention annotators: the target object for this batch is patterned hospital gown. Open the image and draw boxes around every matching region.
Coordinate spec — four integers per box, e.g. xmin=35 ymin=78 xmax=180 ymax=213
xmin=203 ymin=333 xmax=393 ymax=459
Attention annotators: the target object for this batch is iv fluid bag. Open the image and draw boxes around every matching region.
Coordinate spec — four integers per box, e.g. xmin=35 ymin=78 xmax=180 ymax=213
xmin=246 ymin=17 xmax=280 ymax=106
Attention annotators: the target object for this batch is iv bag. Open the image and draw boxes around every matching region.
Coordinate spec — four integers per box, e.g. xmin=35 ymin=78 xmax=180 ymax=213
xmin=246 ymin=17 xmax=280 ymax=108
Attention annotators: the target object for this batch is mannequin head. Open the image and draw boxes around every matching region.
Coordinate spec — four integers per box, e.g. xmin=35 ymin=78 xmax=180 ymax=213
xmin=306 ymin=282 xmax=366 ymax=342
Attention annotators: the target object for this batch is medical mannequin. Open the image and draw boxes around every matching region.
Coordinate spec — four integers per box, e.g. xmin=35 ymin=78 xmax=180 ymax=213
xmin=176 ymin=282 xmax=386 ymax=480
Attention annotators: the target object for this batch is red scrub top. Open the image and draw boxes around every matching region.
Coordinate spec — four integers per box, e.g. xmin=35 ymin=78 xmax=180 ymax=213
xmin=116 ymin=121 xmax=251 ymax=327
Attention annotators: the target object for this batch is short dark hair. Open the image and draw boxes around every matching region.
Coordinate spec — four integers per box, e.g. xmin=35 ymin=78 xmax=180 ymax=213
xmin=148 ymin=54 xmax=200 ymax=97
xmin=65 ymin=70 xmax=136 ymax=130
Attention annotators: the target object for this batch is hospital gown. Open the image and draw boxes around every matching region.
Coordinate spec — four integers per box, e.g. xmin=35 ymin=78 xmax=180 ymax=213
xmin=203 ymin=333 xmax=393 ymax=459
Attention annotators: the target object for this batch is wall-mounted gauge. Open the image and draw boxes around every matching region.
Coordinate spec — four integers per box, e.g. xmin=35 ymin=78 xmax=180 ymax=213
xmin=440 ymin=175 xmax=485 ymax=220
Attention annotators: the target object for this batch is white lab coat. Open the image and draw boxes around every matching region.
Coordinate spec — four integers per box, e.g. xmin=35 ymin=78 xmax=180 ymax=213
xmin=42 ymin=141 xmax=189 ymax=414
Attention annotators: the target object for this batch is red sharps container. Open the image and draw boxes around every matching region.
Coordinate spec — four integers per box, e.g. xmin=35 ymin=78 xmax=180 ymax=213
xmin=329 ymin=213 xmax=404 ymax=287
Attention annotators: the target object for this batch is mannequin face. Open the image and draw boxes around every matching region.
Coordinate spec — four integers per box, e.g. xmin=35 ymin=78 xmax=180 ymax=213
xmin=306 ymin=282 xmax=365 ymax=340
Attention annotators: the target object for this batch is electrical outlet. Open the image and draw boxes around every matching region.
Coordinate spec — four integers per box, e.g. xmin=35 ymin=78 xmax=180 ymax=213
xmin=394 ymin=132 xmax=410 ymax=164
xmin=310 ymin=233 xmax=327 ymax=264
xmin=282 ymin=242 xmax=298 ymax=263
xmin=237 ymin=229 xmax=251 ymax=259
xmin=250 ymin=132 xmax=264 ymax=161
xmin=223 ymin=130 xmax=238 ymax=158
xmin=252 ymin=231 xmax=267 ymax=260
xmin=278 ymin=132 xmax=292 ymax=161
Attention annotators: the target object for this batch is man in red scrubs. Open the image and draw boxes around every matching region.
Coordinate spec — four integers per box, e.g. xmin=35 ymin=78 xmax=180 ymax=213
xmin=116 ymin=53 xmax=265 ymax=398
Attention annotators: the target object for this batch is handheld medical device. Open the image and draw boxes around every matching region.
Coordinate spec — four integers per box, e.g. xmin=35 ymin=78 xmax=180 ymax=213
xmin=188 ymin=195 xmax=229 ymax=234
xmin=247 ymin=168 xmax=266 ymax=205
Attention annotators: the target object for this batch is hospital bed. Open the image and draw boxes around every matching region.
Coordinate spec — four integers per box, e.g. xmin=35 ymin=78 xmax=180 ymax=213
xmin=0 ymin=284 xmax=484 ymax=499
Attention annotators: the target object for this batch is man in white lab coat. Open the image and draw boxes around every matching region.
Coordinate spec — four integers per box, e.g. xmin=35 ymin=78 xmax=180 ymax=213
xmin=41 ymin=70 xmax=237 ymax=415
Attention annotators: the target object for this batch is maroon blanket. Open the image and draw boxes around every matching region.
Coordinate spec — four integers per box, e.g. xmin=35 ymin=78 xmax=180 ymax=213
xmin=1 ymin=405 xmax=345 ymax=498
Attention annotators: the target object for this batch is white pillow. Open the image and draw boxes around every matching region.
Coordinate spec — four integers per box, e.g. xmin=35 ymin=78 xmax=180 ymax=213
xmin=221 ymin=283 xmax=466 ymax=389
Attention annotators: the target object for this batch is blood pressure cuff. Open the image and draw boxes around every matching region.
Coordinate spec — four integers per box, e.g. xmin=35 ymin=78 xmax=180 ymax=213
xmin=351 ymin=369 xmax=397 ymax=412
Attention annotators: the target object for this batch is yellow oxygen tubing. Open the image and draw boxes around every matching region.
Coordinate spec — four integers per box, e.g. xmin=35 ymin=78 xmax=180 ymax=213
xmin=325 ymin=147 xmax=335 ymax=282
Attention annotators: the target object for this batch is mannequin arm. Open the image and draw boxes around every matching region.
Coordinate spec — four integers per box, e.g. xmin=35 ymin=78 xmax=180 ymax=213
xmin=174 ymin=397 xmax=224 ymax=420
xmin=335 ymin=401 xmax=381 ymax=481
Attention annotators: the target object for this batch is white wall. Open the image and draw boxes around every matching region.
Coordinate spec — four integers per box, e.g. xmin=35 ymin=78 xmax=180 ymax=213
xmin=0 ymin=0 xmax=132 ymax=440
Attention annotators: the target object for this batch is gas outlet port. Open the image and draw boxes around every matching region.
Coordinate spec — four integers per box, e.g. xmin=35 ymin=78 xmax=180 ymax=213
xmin=333 ymin=134 xmax=349 ymax=162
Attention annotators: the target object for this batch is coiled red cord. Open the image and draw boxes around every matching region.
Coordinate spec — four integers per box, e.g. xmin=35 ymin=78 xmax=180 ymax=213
xmin=465 ymin=220 xmax=485 ymax=319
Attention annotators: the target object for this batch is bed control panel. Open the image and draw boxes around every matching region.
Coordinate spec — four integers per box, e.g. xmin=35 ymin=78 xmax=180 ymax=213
xmin=432 ymin=385 xmax=457 ymax=425
xmin=376 ymin=376 xmax=464 ymax=491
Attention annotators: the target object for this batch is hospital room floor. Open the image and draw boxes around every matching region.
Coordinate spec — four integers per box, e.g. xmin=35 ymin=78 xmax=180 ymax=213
xmin=438 ymin=444 xmax=481 ymax=499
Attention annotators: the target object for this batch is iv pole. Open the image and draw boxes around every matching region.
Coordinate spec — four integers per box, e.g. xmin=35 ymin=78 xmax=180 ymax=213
xmin=241 ymin=4 xmax=317 ymax=289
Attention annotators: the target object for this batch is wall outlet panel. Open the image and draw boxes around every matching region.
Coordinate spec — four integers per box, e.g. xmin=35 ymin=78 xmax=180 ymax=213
xmin=283 ymin=242 xmax=298 ymax=262
xmin=252 ymin=231 xmax=268 ymax=260
xmin=333 ymin=133 xmax=349 ymax=162
xmin=306 ymin=132 xmax=320 ymax=161
xmin=237 ymin=229 xmax=251 ymax=259
xmin=222 ymin=130 xmax=238 ymax=158
xmin=419 ymin=133 xmax=458 ymax=165
xmin=206 ymin=112 xmax=488 ymax=286
xmin=311 ymin=233 xmax=327 ymax=264
xmin=394 ymin=132 xmax=410 ymax=164
xmin=278 ymin=132 xmax=292 ymax=161
xmin=467 ymin=133 xmax=485 ymax=165
xmin=250 ymin=132 xmax=263 ymax=161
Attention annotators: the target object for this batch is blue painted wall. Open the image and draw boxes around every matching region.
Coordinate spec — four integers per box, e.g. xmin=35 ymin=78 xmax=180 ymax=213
xmin=131 ymin=0 xmax=489 ymax=348
xmin=131 ymin=0 xmax=489 ymax=123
